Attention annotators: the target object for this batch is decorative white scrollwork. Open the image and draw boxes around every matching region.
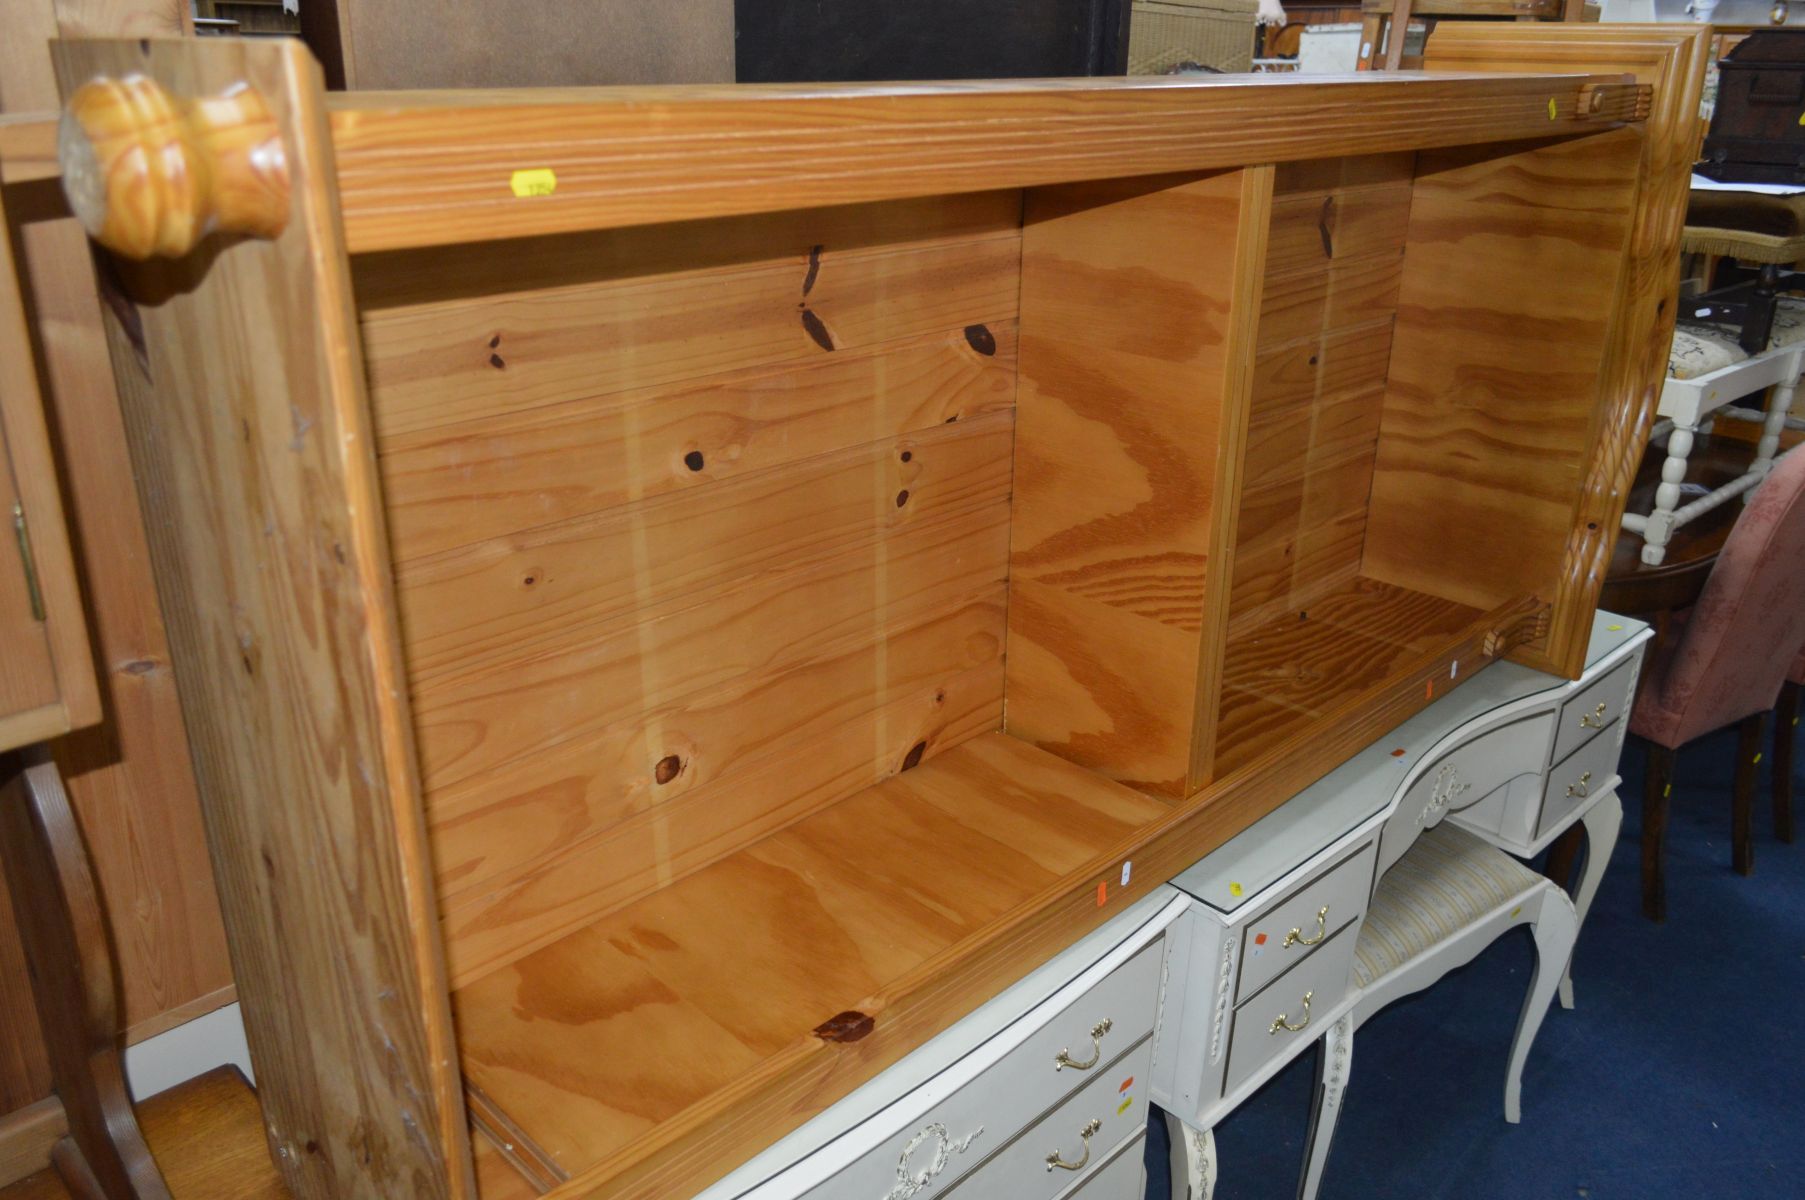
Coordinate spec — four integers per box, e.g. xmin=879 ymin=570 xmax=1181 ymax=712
xmin=1209 ymin=934 xmax=1237 ymax=1064
xmin=1417 ymin=763 xmax=1469 ymax=827
xmin=882 ymin=1122 xmax=984 ymax=1200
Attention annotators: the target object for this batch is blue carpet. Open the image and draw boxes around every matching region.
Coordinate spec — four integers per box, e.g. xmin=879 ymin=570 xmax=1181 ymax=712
xmin=1144 ymin=720 xmax=1805 ymax=1199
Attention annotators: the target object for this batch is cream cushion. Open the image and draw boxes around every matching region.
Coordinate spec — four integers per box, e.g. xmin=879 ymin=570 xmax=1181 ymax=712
xmin=1668 ymin=295 xmax=1805 ymax=381
xmin=1352 ymin=823 xmax=1547 ymax=989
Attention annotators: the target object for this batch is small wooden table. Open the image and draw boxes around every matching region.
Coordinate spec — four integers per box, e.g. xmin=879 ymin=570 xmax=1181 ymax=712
xmin=1602 ymin=430 xmax=1750 ymax=621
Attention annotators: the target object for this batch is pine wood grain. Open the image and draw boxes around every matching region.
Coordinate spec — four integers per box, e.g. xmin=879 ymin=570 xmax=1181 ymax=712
xmin=1422 ymin=24 xmax=1711 ymax=676
xmin=451 ymin=732 xmax=1169 ymax=1182
xmin=0 ymin=1068 xmax=285 ymax=1200
xmin=1005 ymin=170 xmax=1261 ymax=797
xmin=377 ymin=325 xmax=1015 ymax=562
xmin=360 ymin=228 xmax=1020 ymax=441
xmin=395 ymin=410 xmax=1013 ymax=682
xmin=1361 ymin=129 xmax=1642 ymax=620
xmin=423 ymin=509 xmax=1009 ymax=907
xmin=51 ymin=38 xmax=471 ymax=1200
xmin=319 ymin=72 xmax=1645 ymax=253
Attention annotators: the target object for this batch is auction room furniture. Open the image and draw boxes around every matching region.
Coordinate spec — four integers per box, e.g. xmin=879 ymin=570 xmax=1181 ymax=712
xmin=669 ymin=616 xmax=1646 ymax=1200
xmin=1631 ymin=445 xmax=1805 ymax=920
xmin=1160 ymin=614 xmax=1647 ymax=1200
xmin=23 ymin=21 xmax=1703 ymax=1200
xmin=1778 ymin=646 xmax=1803 ymax=846
xmin=1621 ymin=300 xmax=1805 ymax=566
xmin=1355 ymin=0 xmax=1589 ymax=72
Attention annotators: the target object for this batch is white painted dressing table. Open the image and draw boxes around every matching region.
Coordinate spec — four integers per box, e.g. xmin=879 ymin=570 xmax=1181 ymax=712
xmin=688 ymin=615 xmax=1650 ymax=1200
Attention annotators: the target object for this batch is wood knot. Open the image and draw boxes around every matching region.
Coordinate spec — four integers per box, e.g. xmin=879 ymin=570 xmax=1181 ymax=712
xmin=901 ymin=740 xmax=927 ymax=771
xmin=654 ymin=754 xmax=683 ymax=785
xmin=812 ymin=1011 xmax=875 ymax=1043
xmin=895 ymin=490 xmax=910 ymax=508
xmin=964 ymin=324 xmax=997 ymax=356
xmin=684 ymin=450 xmax=706 ymax=472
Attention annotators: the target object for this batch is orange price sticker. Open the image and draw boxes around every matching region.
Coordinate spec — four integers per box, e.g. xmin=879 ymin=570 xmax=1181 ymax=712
xmin=1096 ymin=881 xmax=1108 ymax=907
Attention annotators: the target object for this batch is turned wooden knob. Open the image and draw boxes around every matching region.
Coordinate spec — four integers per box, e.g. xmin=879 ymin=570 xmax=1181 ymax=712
xmin=58 ymin=74 xmax=290 ymax=260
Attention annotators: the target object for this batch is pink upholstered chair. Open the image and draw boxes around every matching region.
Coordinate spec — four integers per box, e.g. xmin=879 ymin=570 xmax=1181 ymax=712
xmin=1630 ymin=445 xmax=1805 ymax=920
xmin=1776 ymin=647 xmax=1805 ymax=846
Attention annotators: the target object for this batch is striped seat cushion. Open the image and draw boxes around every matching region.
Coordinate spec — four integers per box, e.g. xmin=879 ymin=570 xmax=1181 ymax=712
xmin=1353 ymin=823 xmax=1546 ymax=989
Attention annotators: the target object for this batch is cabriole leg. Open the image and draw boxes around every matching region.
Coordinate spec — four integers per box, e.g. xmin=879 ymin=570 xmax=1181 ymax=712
xmin=1164 ymin=1110 xmax=1217 ymax=1200
xmin=1505 ymin=889 xmax=1578 ymax=1124
xmin=1297 ymin=1013 xmax=1354 ymax=1200
xmin=1558 ymin=789 xmax=1623 ymax=1010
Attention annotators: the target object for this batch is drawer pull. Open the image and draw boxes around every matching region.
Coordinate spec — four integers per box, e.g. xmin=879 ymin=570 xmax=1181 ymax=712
xmin=1282 ymin=906 xmax=1329 ymax=949
xmin=1269 ymin=991 xmax=1313 ymax=1036
xmin=1566 ymin=771 xmax=1592 ymax=800
xmin=1044 ymin=1118 xmax=1102 ymax=1172
xmin=1054 ymin=1018 xmax=1113 ymax=1071
xmin=11 ymin=503 xmax=43 ymax=622
xmin=1578 ymin=702 xmax=1609 ymax=730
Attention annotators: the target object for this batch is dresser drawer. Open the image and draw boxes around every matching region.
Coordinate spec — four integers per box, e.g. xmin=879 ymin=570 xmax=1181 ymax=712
xmin=1235 ymin=840 xmax=1375 ymax=1004
xmin=1537 ymin=720 xmax=1623 ymax=839
xmin=1552 ymin=657 xmax=1636 ymax=764
xmin=1053 ymin=1129 xmax=1146 ymax=1200
xmin=799 ymin=939 xmax=1163 ymax=1200
xmin=946 ymin=1035 xmax=1152 ymax=1200
xmin=1221 ymin=924 xmax=1359 ymax=1097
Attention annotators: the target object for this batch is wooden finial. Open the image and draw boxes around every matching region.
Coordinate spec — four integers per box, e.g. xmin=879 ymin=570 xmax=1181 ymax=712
xmin=58 ymin=74 xmax=290 ymax=260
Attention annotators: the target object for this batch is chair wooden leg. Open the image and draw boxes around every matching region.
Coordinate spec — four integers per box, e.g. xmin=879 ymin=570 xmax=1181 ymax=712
xmin=1642 ymin=741 xmax=1675 ymax=921
xmin=0 ymin=753 xmax=172 ymax=1200
xmin=1297 ymin=1014 xmax=1353 ymax=1200
xmin=1776 ymin=681 xmax=1798 ymax=845
xmin=1505 ymin=888 xmax=1577 ymax=1124
xmin=1733 ymin=712 xmax=1764 ymax=876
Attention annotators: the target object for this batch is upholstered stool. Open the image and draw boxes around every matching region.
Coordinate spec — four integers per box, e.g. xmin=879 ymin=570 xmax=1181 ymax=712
xmin=1297 ymin=822 xmax=1578 ymax=1200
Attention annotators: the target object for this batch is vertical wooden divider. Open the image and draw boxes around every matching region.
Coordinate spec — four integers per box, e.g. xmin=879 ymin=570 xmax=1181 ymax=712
xmin=1005 ymin=165 xmax=1271 ymax=797
xmin=51 ymin=38 xmax=472 ymax=1200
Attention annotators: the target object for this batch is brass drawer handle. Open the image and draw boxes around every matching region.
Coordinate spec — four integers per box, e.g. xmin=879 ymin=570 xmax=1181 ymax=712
xmin=1566 ymin=771 xmax=1592 ymax=800
xmin=1045 ymin=1118 xmax=1102 ymax=1172
xmin=1283 ymin=906 xmax=1329 ymax=949
xmin=1269 ymin=990 xmax=1313 ymax=1035
xmin=11 ymin=503 xmax=43 ymax=622
xmin=1054 ymin=1018 xmax=1112 ymax=1071
xmin=1578 ymin=702 xmax=1609 ymax=730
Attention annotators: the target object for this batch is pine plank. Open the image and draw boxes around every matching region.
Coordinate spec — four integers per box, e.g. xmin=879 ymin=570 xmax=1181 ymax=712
xmin=423 ymin=510 xmax=1008 ymax=902
xmin=319 ymin=72 xmax=1647 ymax=252
xmin=437 ymin=657 xmax=1004 ymax=986
xmin=449 ymin=732 xmax=1168 ymax=1181
xmin=361 ymin=235 xmax=1020 ymax=440
xmin=379 ymin=325 xmax=1015 ymax=562
xmin=1362 ymin=130 xmax=1641 ymax=615
xmin=1006 ymin=169 xmax=1261 ymax=796
xmin=397 ymin=409 xmax=1012 ymax=689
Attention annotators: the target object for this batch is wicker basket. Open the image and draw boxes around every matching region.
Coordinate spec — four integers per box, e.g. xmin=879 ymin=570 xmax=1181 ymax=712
xmin=1128 ymin=0 xmax=1260 ymax=75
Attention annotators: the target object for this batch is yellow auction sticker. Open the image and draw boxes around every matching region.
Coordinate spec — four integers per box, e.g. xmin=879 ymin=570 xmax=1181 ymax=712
xmin=1548 ymin=98 xmax=1558 ymax=120
xmin=510 ymin=168 xmax=558 ymax=198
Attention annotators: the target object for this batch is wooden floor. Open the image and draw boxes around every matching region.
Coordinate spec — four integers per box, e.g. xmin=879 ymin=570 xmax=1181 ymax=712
xmin=1214 ymin=576 xmax=1487 ymax=776
xmin=451 ymin=729 xmax=1171 ymax=1188
xmin=0 ymin=1069 xmax=284 ymax=1200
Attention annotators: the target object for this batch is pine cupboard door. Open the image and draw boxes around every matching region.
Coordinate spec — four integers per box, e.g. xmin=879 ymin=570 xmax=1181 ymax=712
xmin=0 ymin=168 xmax=97 ymax=754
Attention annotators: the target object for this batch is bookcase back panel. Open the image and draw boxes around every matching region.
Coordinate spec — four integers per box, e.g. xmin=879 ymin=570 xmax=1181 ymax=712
xmin=1362 ymin=128 xmax=1643 ymax=615
xmin=355 ymin=197 xmax=1026 ymax=984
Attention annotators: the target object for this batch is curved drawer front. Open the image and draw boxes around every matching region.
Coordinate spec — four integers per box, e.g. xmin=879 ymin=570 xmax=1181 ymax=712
xmin=1235 ymin=840 xmax=1375 ymax=1004
xmin=799 ymin=939 xmax=1163 ymax=1200
xmin=1553 ymin=657 xmax=1636 ymax=765
xmin=1377 ymin=711 xmax=1554 ymax=875
xmin=1221 ymin=923 xmax=1358 ymax=1098
xmin=1537 ymin=720 xmax=1623 ymax=839
xmin=945 ymin=1035 xmax=1152 ymax=1200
